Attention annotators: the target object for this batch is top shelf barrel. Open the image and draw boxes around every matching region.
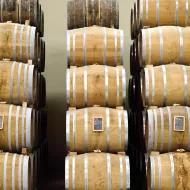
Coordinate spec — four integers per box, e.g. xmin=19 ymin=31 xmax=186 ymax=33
xmin=67 ymin=0 xmax=119 ymax=29
xmin=0 ymin=0 xmax=44 ymax=36
xmin=135 ymin=0 xmax=190 ymax=35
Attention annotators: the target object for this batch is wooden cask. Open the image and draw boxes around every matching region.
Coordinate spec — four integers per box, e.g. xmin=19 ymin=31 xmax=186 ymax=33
xmin=140 ymin=64 xmax=190 ymax=107
xmin=0 ymin=104 xmax=37 ymax=152
xmin=0 ymin=23 xmax=40 ymax=66
xmin=145 ymin=106 xmax=190 ymax=153
xmin=67 ymin=65 xmax=127 ymax=108
xmin=0 ymin=152 xmax=31 ymax=190
xmin=138 ymin=26 xmax=190 ymax=67
xmin=67 ymin=26 xmax=124 ymax=67
xmin=0 ymin=0 xmax=41 ymax=32
xmin=147 ymin=152 xmax=190 ymax=190
xmin=0 ymin=60 xmax=38 ymax=106
xmin=65 ymin=153 xmax=130 ymax=190
xmin=137 ymin=0 xmax=190 ymax=30
xmin=67 ymin=0 xmax=119 ymax=29
xmin=66 ymin=107 xmax=128 ymax=153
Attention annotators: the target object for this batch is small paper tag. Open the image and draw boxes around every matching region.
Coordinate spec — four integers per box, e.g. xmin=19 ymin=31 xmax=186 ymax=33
xmin=93 ymin=117 xmax=103 ymax=132
xmin=0 ymin=115 xmax=4 ymax=130
xmin=174 ymin=116 xmax=185 ymax=132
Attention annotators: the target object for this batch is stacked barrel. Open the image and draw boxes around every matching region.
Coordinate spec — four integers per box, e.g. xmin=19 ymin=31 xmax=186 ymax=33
xmin=130 ymin=0 xmax=190 ymax=189
xmin=65 ymin=0 xmax=130 ymax=189
xmin=0 ymin=0 xmax=47 ymax=189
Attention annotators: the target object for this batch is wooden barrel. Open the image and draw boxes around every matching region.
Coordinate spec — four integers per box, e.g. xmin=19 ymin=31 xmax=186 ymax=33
xmin=140 ymin=64 xmax=190 ymax=107
xmin=0 ymin=104 xmax=37 ymax=152
xmin=0 ymin=0 xmax=42 ymax=32
xmin=0 ymin=60 xmax=39 ymax=106
xmin=40 ymin=10 xmax=44 ymax=37
xmin=0 ymin=152 xmax=31 ymax=189
xmin=29 ymin=152 xmax=38 ymax=190
xmin=65 ymin=153 xmax=130 ymax=190
xmin=67 ymin=0 xmax=119 ymax=29
xmin=145 ymin=106 xmax=190 ymax=153
xmin=138 ymin=26 xmax=190 ymax=67
xmin=67 ymin=26 xmax=124 ymax=67
xmin=147 ymin=152 xmax=190 ymax=190
xmin=131 ymin=8 xmax=135 ymax=40
xmin=37 ymin=74 xmax=46 ymax=108
xmin=0 ymin=23 xmax=40 ymax=66
xmin=66 ymin=107 xmax=128 ymax=153
xmin=67 ymin=65 xmax=127 ymax=108
xmin=137 ymin=0 xmax=190 ymax=31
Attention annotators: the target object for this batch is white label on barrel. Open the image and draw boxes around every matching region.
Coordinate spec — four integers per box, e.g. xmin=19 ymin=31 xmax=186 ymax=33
xmin=174 ymin=116 xmax=185 ymax=132
xmin=93 ymin=117 xmax=104 ymax=132
xmin=0 ymin=115 xmax=4 ymax=130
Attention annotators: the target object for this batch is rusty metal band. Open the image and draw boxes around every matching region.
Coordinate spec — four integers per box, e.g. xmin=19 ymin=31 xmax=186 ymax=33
xmin=162 ymin=65 xmax=167 ymax=106
xmin=66 ymin=69 xmax=70 ymax=105
xmin=167 ymin=107 xmax=172 ymax=152
xmin=84 ymin=108 xmax=88 ymax=152
xmin=156 ymin=0 xmax=160 ymax=25
xmin=169 ymin=154 xmax=175 ymax=190
xmin=107 ymin=154 xmax=112 ymax=190
xmin=106 ymin=108 xmax=110 ymax=151
xmin=65 ymin=156 xmax=69 ymax=190
xmin=153 ymin=109 xmax=158 ymax=150
xmin=182 ymin=65 xmax=188 ymax=105
xmin=104 ymin=66 xmax=109 ymax=106
xmin=66 ymin=111 xmax=70 ymax=150
xmin=159 ymin=108 xmax=164 ymax=152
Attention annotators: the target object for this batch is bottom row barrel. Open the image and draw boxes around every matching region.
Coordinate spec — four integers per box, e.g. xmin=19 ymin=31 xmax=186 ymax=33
xmin=65 ymin=153 xmax=130 ymax=190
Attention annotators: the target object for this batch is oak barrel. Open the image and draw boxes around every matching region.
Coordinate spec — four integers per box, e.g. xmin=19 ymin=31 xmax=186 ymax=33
xmin=0 ymin=152 xmax=31 ymax=190
xmin=0 ymin=0 xmax=42 ymax=33
xmin=67 ymin=0 xmax=119 ymax=29
xmin=145 ymin=106 xmax=190 ymax=153
xmin=147 ymin=152 xmax=190 ymax=190
xmin=0 ymin=60 xmax=38 ymax=106
xmin=137 ymin=0 xmax=190 ymax=31
xmin=66 ymin=107 xmax=128 ymax=153
xmin=0 ymin=23 xmax=41 ymax=66
xmin=65 ymin=153 xmax=130 ymax=190
xmin=67 ymin=65 xmax=127 ymax=108
xmin=0 ymin=104 xmax=37 ymax=152
xmin=138 ymin=26 xmax=190 ymax=67
xmin=67 ymin=26 xmax=124 ymax=67
xmin=140 ymin=64 xmax=190 ymax=107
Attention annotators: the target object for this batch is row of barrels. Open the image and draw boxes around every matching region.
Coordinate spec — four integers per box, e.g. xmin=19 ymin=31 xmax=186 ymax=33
xmin=0 ymin=103 xmax=47 ymax=153
xmin=131 ymin=0 xmax=190 ymax=39
xmin=67 ymin=26 xmax=124 ymax=67
xmin=131 ymin=26 xmax=190 ymax=75
xmin=67 ymin=65 xmax=126 ymax=108
xmin=0 ymin=60 xmax=46 ymax=108
xmin=0 ymin=23 xmax=45 ymax=72
xmin=67 ymin=0 xmax=119 ymax=29
xmin=0 ymin=140 xmax=48 ymax=190
xmin=0 ymin=0 xmax=44 ymax=36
